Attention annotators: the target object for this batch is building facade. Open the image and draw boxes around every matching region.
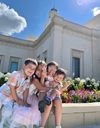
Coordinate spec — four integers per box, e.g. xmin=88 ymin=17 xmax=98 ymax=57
xmin=0 ymin=35 xmax=35 ymax=73
xmin=0 ymin=9 xmax=100 ymax=80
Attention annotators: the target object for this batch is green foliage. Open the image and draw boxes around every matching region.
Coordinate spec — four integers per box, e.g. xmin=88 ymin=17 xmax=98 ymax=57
xmin=0 ymin=72 xmax=11 ymax=86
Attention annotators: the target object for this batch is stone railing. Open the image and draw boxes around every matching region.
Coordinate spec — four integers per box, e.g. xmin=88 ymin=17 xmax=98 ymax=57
xmin=46 ymin=103 xmax=100 ymax=128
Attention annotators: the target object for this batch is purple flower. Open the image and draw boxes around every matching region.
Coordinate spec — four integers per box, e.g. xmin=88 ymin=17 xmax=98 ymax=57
xmin=69 ymin=90 xmax=75 ymax=96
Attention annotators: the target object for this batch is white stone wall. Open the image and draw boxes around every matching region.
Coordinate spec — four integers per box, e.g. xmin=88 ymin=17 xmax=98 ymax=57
xmin=46 ymin=103 xmax=100 ymax=128
xmin=52 ymin=25 xmax=93 ymax=78
xmin=0 ymin=36 xmax=34 ymax=73
xmin=33 ymin=27 xmax=55 ymax=62
xmin=91 ymin=33 xmax=100 ymax=80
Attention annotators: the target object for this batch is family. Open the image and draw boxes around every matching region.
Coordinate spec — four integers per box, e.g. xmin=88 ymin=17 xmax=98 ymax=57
xmin=0 ymin=58 xmax=70 ymax=128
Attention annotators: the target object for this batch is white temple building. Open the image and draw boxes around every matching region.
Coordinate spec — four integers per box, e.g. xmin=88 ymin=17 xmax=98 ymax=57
xmin=0 ymin=8 xmax=100 ymax=80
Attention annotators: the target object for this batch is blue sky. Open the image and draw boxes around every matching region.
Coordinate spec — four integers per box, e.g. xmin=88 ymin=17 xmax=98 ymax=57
xmin=0 ymin=0 xmax=100 ymax=39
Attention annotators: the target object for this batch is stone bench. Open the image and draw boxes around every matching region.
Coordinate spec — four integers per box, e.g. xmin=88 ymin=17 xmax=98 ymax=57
xmin=46 ymin=103 xmax=100 ymax=128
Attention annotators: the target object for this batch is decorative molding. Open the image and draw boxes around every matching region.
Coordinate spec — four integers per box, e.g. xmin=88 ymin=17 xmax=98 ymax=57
xmin=0 ymin=40 xmax=34 ymax=50
xmin=33 ymin=15 xmax=100 ymax=48
xmin=0 ymin=34 xmax=35 ymax=48
xmin=64 ymin=29 xmax=90 ymax=40
xmin=52 ymin=16 xmax=100 ymax=39
xmin=34 ymin=22 xmax=54 ymax=47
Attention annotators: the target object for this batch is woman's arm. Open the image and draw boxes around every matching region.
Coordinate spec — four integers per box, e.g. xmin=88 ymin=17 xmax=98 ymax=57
xmin=23 ymin=88 xmax=31 ymax=107
xmin=10 ymin=86 xmax=28 ymax=106
xmin=9 ymin=74 xmax=20 ymax=103
xmin=33 ymin=78 xmax=47 ymax=91
xmin=10 ymin=86 xmax=19 ymax=102
xmin=23 ymin=88 xmax=29 ymax=102
xmin=40 ymin=67 xmax=47 ymax=84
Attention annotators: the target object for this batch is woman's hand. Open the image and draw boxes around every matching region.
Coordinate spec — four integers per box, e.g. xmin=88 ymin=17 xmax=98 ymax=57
xmin=23 ymin=101 xmax=31 ymax=107
xmin=41 ymin=66 xmax=47 ymax=78
xmin=16 ymin=98 xmax=24 ymax=106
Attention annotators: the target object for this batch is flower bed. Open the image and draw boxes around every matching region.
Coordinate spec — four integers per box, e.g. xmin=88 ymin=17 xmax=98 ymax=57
xmin=0 ymin=72 xmax=100 ymax=103
xmin=62 ymin=78 xmax=100 ymax=103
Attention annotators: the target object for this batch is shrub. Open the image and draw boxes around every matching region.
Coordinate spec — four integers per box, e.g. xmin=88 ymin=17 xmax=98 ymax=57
xmin=0 ymin=72 xmax=11 ymax=86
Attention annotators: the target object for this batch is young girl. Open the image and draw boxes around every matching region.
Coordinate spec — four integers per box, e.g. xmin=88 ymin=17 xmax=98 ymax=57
xmin=39 ymin=68 xmax=70 ymax=113
xmin=39 ymin=61 xmax=63 ymax=128
xmin=0 ymin=58 xmax=37 ymax=128
xmin=10 ymin=60 xmax=47 ymax=128
xmin=39 ymin=61 xmax=70 ymax=128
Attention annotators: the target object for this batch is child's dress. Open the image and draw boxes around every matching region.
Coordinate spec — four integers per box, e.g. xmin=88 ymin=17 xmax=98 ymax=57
xmin=0 ymin=70 xmax=30 ymax=128
xmin=0 ymin=71 xmax=30 ymax=106
xmin=10 ymin=83 xmax=41 ymax=128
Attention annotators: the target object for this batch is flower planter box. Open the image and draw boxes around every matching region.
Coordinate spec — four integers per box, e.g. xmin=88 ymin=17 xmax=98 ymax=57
xmin=46 ymin=103 xmax=100 ymax=128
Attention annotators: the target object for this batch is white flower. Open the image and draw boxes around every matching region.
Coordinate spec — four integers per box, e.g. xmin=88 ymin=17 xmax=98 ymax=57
xmin=0 ymin=72 xmax=4 ymax=78
xmin=86 ymin=77 xmax=90 ymax=81
xmin=5 ymin=76 xmax=9 ymax=81
xmin=75 ymin=77 xmax=80 ymax=81
xmin=94 ymin=83 xmax=99 ymax=87
xmin=4 ymin=72 xmax=11 ymax=78
xmin=91 ymin=78 xmax=95 ymax=83
xmin=80 ymin=79 xmax=86 ymax=84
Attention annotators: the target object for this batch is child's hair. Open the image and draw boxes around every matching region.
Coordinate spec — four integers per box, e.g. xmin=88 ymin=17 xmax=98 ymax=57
xmin=34 ymin=60 xmax=47 ymax=72
xmin=47 ymin=61 xmax=58 ymax=72
xmin=38 ymin=60 xmax=47 ymax=66
xmin=55 ymin=68 xmax=67 ymax=80
xmin=24 ymin=58 xmax=37 ymax=66
xmin=30 ymin=60 xmax=46 ymax=83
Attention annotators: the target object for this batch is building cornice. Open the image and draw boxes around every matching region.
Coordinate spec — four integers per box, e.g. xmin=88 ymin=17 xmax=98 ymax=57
xmin=52 ymin=15 xmax=100 ymax=38
xmin=33 ymin=15 xmax=100 ymax=48
xmin=0 ymin=34 xmax=35 ymax=48
xmin=85 ymin=14 xmax=100 ymax=29
xmin=33 ymin=22 xmax=54 ymax=47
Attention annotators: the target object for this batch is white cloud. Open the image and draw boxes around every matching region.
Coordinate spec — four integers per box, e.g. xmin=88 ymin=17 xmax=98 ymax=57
xmin=92 ymin=7 xmax=100 ymax=16
xmin=0 ymin=3 xmax=27 ymax=35
xmin=76 ymin=0 xmax=97 ymax=6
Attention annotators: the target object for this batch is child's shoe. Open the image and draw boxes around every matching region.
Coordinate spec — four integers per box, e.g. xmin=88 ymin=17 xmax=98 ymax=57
xmin=33 ymin=125 xmax=39 ymax=128
xmin=38 ymin=96 xmax=51 ymax=113
xmin=55 ymin=125 xmax=62 ymax=128
xmin=38 ymin=100 xmax=46 ymax=113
